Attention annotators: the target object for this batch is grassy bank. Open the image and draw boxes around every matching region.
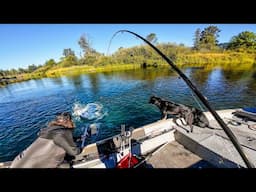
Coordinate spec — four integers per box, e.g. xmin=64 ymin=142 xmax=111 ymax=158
xmin=44 ymin=63 xmax=143 ymax=77
xmin=1 ymin=51 xmax=255 ymax=87
xmin=176 ymin=52 xmax=255 ymax=66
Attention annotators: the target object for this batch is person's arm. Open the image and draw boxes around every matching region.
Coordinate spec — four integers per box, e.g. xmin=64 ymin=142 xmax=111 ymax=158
xmin=53 ymin=131 xmax=81 ymax=157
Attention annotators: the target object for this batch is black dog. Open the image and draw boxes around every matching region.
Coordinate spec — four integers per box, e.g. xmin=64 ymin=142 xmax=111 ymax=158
xmin=149 ymin=96 xmax=210 ymax=132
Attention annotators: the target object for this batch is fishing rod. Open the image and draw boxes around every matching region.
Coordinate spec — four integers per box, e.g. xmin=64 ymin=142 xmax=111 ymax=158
xmin=111 ymin=30 xmax=254 ymax=168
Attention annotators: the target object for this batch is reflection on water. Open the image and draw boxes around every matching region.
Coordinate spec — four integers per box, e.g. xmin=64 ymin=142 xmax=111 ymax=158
xmin=88 ymin=73 xmax=100 ymax=95
xmin=0 ymin=64 xmax=256 ymax=162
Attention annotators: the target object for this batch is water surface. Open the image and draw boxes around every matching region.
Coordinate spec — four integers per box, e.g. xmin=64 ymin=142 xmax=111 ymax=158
xmin=0 ymin=66 xmax=256 ymax=162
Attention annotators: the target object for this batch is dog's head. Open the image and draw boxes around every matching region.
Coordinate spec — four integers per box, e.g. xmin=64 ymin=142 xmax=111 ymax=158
xmin=149 ymin=96 xmax=161 ymax=104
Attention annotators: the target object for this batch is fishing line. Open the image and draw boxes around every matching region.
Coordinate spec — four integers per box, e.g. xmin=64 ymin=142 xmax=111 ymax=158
xmin=189 ymin=88 xmax=205 ymax=111
xmin=107 ymin=31 xmax=125 ymax=56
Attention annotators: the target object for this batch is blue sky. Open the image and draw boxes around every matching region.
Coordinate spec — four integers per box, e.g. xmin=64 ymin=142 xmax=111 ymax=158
xmin=0 ymin=24 xmax=256 ymax=70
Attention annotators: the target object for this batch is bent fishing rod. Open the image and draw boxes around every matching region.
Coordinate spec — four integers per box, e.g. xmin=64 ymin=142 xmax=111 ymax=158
xmin=111 ymin=30 xmax=254 ymax=168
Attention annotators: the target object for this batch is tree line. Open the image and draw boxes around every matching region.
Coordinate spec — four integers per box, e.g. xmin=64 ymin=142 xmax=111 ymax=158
xmin=1 ymin=25 xmax=256 ymax=78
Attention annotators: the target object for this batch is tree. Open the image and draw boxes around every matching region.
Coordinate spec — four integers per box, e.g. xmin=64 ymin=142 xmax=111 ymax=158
xmin=63 ymin=48 xmax=75 ymax=57
xmin=0 ymin=70 xmax=5 ymax=77
xmin=28 ymin=64 xmax=37 ymax=73
xmin=78 ymin=34 xmax=93 ymax=56
xmin=198 ymin=25 xmax=221 ymax=51
xmin=146 ymin=33 xmax=158 ymax=44
xmin=193 ymin=28 xmax=201 ymax=50
xmin=45 ymin=59 xmax=56 ymax=67
xmin=18 ymin=68 xmax=27 ymax=74
xmin=9 ymin=69 xmax=17 ymax=76
xmin=227 ymin=31 xmax=256 ymax=50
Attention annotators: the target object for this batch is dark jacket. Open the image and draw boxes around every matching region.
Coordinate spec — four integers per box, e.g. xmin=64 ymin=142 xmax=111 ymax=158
xmin=39 ymin=125 xmax=81 ymax=156
xmin=10 ymin=125 xmax=81 ymax=168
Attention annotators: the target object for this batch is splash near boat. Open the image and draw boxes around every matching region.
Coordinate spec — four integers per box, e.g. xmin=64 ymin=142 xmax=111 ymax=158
xmin=72 ymin=102 xmax=108 ymax=121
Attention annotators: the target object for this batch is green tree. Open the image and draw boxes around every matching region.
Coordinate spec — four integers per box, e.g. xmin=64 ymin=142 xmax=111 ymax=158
xmin=228 ymin=31 xmax=256 ymax=51
xmin=9 ymin=69 xmax=18 ymax=76
xmin=193 ymin=28 xmax=201 ymax=50
xmin=199 ymin=25 xmax=221 ymax=51
xmin=45 ymin=59 xmax=56 ymax=67
xmin=146 ymin=33 xmax=158 ymax=44
xmin=28 ymin=64 xmax=38 ymax=73
xmin=63 ymin=48 xmax=75 ymax=57
xmin=18 ymin=68 xmax=27 ymax=74
xmin=0 ymin=70 xmax=5 ymax=77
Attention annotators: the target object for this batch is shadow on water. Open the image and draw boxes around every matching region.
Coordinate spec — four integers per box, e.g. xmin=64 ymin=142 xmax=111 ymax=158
xmin=66 ymin=75 xmax=84 ymax=90
xmin=50 ymin=76 xmax=64 ymax=87
xmin=100 ymin=67 xmax=175 ymax=81
xmin=185 ymin=67 xmax=213 ymax=87
xmin=88 ymin=73 xmax=100 ymax=95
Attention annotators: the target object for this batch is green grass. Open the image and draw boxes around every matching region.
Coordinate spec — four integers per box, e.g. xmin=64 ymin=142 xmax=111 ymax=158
xmin=45 ymin=64 xmax=142 ymax=77
xmin=176 ymin=52 xmax=255 ymax=67
xmin=1 ymin=51 xmax=255 ymax=87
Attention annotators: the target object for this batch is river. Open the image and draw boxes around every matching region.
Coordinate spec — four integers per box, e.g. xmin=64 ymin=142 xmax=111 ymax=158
xmin=0 ymin=66 xmax=256 ymax=162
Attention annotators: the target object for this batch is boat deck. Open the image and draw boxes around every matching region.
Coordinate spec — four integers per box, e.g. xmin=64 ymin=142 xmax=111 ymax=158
xmin=145 ymin=141 xmax=213 ymax=168
xmin=172 ymin=109 xmax=256 ymax=168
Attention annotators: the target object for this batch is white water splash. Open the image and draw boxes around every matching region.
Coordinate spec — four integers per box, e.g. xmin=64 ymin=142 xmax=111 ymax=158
xmin=72 ymin=102 xmax=108 ymax=121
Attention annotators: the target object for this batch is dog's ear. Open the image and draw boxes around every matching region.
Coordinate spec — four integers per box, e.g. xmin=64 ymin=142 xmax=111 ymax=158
xmin=149 ymin=95 xmax=156 ymax=103
xmin=149 ymin=96 xmax=153 ymax=103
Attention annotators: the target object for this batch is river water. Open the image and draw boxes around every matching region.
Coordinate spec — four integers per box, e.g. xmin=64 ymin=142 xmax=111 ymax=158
xmin=0 ymin=66 xmax=256 ymax=162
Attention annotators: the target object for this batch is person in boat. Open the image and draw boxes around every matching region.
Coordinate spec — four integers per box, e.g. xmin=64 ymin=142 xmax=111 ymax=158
xmin=10 ymin=112 xmax=84 ymax=168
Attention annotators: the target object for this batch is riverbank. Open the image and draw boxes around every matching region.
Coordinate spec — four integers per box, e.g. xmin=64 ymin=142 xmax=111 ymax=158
xmin=45 ymin=63 xmax=144 ymax=77
xmin=0 ymin=64 xmax=144 ymax=87
xmin=176 ymin=52 xmax=256 ymax=66
xmin=1 ymin=51 xmax=255 ymax=87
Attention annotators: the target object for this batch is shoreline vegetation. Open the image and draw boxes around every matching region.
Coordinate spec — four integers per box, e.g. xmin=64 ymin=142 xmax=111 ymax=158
xmin=1 ymin=50 xmax=256 ymax=87
xmin=1 ymin=26 xmax=256 ymax=87
xmin=1 ymin=51 xmax=255 ymax=87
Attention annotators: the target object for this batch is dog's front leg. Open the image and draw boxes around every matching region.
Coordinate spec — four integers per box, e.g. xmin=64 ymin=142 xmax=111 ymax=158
xmin=190 ymin=125 xmax=194 ymax=133
xmin=186 ymin=113 xmax=194 ymax=133
xmin=161 ymin=111 xmax=168 ymax=120
xmin=185 ymin=112 xmax=194 ymax=133
xmin=173 ymin=117 xmax=179 ymax=125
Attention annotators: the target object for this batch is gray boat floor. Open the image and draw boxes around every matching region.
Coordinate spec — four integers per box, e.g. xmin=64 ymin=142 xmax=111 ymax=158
xmin=169 ymin=115 xmax=256 ymax=168
xmin=145 ymin=141 xmax=213 ymax=168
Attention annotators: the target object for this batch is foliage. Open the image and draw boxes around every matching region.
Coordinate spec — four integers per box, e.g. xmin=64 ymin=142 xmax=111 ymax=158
xmin=63 ymin=48 xmax=75 ymax=57
xmin=58 ymin=55 xmax=78 ymax=67
xmin=227 ymin=31 xmax=256 ymax=51
xmin=195 ymin=25 xmax=221 ymax=51
xmin=146 ymin=33 xmax=158 ymax=44
xmin=2 ymin=29 xmax=256 ymax=87
xmin=193 ymin=28 xmax=201 ymax=50
xmin=78 ymin=34 xmax=92 ymax=57
xmin=26 ymin=64 xmax=39 ymax=73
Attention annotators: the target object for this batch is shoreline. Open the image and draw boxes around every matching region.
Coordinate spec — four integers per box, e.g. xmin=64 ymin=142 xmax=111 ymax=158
xmin=1 ymin=60 xmax=255 ymax=87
